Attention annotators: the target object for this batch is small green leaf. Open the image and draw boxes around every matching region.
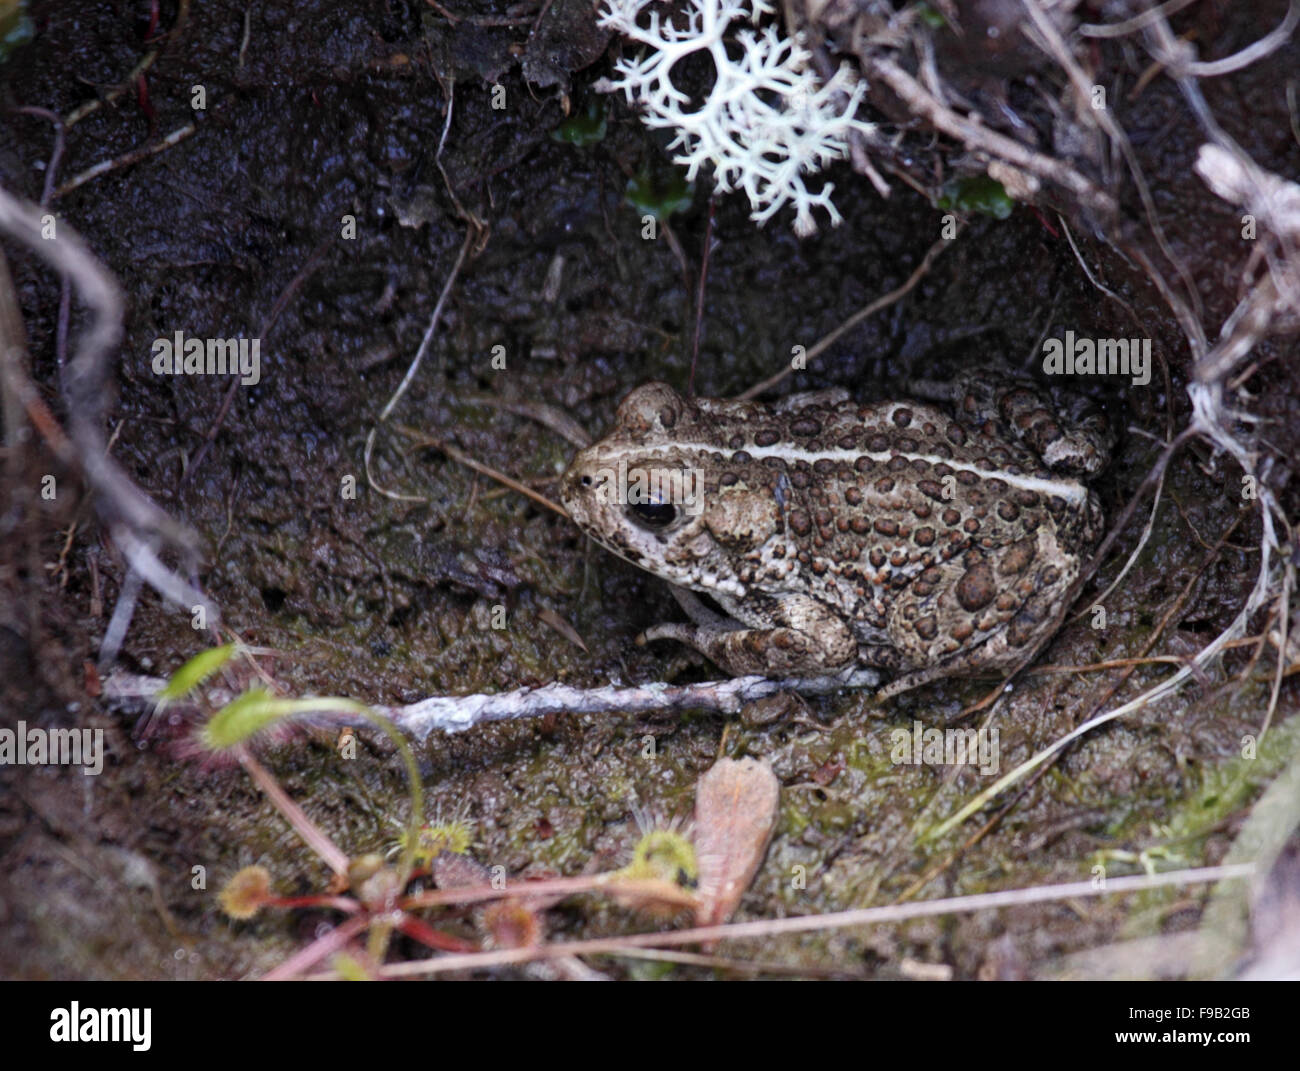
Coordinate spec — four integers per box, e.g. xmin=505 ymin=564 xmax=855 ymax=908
xmin=201 ymin=687 xmax=288 ymax=751
xmin=158 ymin=643 xmax=238 ymax=701
xmin=938 ymin=175 xmax=1015 ymax=220
xmin=551 ymin=98 xmax=607 ymax=147
xmin=626 ymin=166 xmax=694 ymax=221
xmin=914 ymin=2 xmax=948 ymax=29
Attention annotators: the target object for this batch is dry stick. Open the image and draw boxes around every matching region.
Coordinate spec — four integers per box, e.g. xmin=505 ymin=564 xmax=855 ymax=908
xmin=0 ymin=187 xmax=214 ymax=624
xmin=12 ymin=106 xmax=65 ymax=206
xmin=1079 ymin=0 xmax=1199 ymax=38
xmin=11 ymin=108 xmax=71 ymax=389
xmin=101 ymin=666 xmax=880 ymax=739
xmin=1262 ymin=558 xmax=1293 ymax=738
xmin=1124 ymin=240 xmax=1209 ymax=371
xmin=1018 ymin=0 xmax=1206 ymax=338
xmin=1139 ymin=13 xmax=1298 ymax=735
xmin=53 ymin=120 xmax=200 ymax=199
xmin=363 ymin=227 xmax=475 ymax=503
xmin=237 ymin=4 xmax=253 ymax=70
xmin=263 ymin=914 xmax=370 ymax=982
xmin=459 ymin=393 xmax=592 ymax=449
xmin=1068 ymin=437 xmax=1171 ymax=626
xmin=1055 ymin=220 xmax=1178 ymax=618
xmin=0 ymin=250 xmax=44 ymax=473
xmin=1172 ymin=0 xmax=1299 ymax=78
xmin=401 ymin=873 xmax=696 ymax=911
xmin=862 ymin=55 xmax=1118 ymax=222
xmin=395 ymin=426 xmax=569 ymax=519
xmin=737 ymin=234 xmax=953 ymax=400
xmin=610 ymin=947 xmax=860 ymax=978
xmin=347 ymin=864 xmax=1254 ymax=978
xmin=63 ymin=50 xmax=159 ymax=128
xmin=1189 ymin=145 xmax=1300 ymax=381
xmin=180 ymin=234 xmax=335 ymax=487
xmin=1288 ymin=81 xmax=1300 ymax=149
xmin=424 ymin=1 xmax=535 ymax=27
xmin=688 ymin=195 xmax=717 ymax=398
xmin=530 ymin=0 xmax=557 ymax=35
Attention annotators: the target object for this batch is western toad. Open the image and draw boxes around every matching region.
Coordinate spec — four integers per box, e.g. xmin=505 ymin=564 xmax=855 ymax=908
xmin=560 ymin=373 xmax=1112 ymax=696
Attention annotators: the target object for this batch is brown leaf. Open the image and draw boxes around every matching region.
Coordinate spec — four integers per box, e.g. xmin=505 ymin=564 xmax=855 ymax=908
xmin=693 ymin=757 xmax=780 ymax=929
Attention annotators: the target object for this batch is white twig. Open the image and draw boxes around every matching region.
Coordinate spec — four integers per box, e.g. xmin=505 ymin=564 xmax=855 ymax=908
xmin=1159 ymin=0 xmax=1299 ymax=78
xmin=101 ymin=668 xmax=880 ymax=741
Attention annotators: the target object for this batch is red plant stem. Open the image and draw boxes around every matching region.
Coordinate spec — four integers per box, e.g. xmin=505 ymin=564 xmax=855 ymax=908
xmin=262 ymin=914 xmax=371 ymax=981
xmin=395 ymin=914 xmax=477 ymax=953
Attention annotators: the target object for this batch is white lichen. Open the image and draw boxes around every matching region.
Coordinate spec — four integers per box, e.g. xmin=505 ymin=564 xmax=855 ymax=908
xmin=596 ymin=0 xmax=873 ymax=236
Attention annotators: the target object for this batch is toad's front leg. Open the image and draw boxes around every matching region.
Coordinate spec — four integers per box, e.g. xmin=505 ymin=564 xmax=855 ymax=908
xmin=641 ymin=594 xmax=856 ymax=676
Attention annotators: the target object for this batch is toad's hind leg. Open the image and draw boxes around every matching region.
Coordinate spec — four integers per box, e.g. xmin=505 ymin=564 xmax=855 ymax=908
xmin=908 ymin=366 xmax=1114 ymax=477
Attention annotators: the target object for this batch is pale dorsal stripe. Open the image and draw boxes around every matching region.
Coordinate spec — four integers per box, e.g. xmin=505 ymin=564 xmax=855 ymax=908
xmin=595 ymin=440 xmax=1087 ymax=506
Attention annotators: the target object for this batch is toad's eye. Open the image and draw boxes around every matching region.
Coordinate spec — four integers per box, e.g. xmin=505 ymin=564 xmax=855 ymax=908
xmin=627 ymin=499 xmax=677 ymax=529
xmin=624 ymin=469 xmax=682 ymax=529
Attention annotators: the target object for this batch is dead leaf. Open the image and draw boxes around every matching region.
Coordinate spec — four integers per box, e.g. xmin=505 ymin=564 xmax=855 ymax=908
xmin=693 ymin=756 xmax=780 ymax=929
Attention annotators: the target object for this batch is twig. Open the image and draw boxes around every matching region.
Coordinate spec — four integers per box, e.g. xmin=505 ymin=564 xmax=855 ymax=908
xmin=395 ymin=426 xmax=569 ymax=518
xmin=363 ymin=227 xmax=475 ymax=503
xmin=101 ymin=667 xmax=881 ymax=741
xmin=423 ymin=1 xmax=535 ymax=27
xmin=1078 ymin=0 xmax=1198 ymax=39
xmin=436 ymin=78 xmax=454 ymax=162
xmin=240 ymin=751 xmax=350 ymax=878
xmin=53 ymin=120 xmax=200 ymax=199
xmin=0 ymin=187 xmax=215 ymax=631
xmin=354 ymin=865 xmax=1256 ymax=978
xmin=63 ymin=50 xmax=159 ymax=128
xmin=688 ymin=195 xmax=717 ymax=397
xmin=238 ymin=4 xmax=253 ymax=71
xmin=531 ymin=0 xmax=556 ymax=36
xmin=1019 ymin=0 xmax=1206 ymax=336
xmin=862 ymin=54 xmax=1118 ymax=221
xmin=12 ymin=106 xmax=65 ymax=206
xmin=1159 ymin=0 xmax=1299 ymax=78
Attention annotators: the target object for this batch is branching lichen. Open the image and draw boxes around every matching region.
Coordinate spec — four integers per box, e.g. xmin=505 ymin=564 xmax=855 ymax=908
xmin=596 ymin=0 xmax=873 ymax=236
